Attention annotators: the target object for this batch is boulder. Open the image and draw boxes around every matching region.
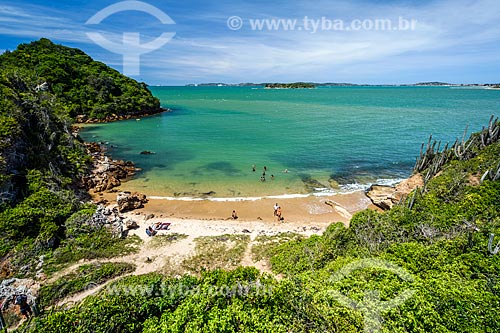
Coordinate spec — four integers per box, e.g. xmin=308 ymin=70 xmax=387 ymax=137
xmin=117 ymin=192 xmax=148 ymax=212
xmin=125 ymin=219 xmax=139 ymax=229
xmin=365 ymin=185 xmax=397 ymax=210
xmin=365 ymin=174 xmax=424 ymax=210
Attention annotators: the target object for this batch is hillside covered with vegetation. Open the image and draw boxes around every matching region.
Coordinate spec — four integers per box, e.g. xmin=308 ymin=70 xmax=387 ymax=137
xmin=1 ymin=39 xmax=499 ymax=332
xmin=21 ymin=120 xmax=500 ymax=332
xmin=1 ymin=38 xmax=160 ymax=120
xmin=0 ymin=39 xmax=158 ymax=278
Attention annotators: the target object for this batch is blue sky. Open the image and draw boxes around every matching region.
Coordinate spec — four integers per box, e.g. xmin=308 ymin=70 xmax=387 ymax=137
xmin=1 ymin=0 xmax=499 ymax=85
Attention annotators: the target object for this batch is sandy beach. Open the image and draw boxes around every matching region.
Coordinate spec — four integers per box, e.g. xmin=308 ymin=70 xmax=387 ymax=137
xmin=94 ymin=190 xmax=375 ymax=227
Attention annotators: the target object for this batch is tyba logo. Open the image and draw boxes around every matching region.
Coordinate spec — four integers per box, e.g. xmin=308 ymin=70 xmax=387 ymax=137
xmin=86 ymin=1 xmax=175 ymax=75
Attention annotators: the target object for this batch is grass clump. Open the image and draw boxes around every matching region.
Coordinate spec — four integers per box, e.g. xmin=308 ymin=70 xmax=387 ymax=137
xmin=251 ymin=232 xmax=303 ymax=262
xmin=182 ymin=234 xmax=250 ymax=273
xmin=43 ymin=231 xmax=142 ymax=276
xmin=39 ymin=262 xmax=136 ymax=307
xmin=147 ymin=233 xmax=188 ymax=249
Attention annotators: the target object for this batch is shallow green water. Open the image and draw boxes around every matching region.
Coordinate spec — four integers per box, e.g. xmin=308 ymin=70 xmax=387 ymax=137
xmin=80 ymin=86 xmax=500 ymax=198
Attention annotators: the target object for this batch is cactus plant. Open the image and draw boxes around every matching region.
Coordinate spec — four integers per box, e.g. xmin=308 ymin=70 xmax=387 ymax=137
xmin=488 ymin=234 xmax=500 ymax=255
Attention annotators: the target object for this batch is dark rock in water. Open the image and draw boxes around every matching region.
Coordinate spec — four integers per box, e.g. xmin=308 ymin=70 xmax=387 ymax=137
xmin=299 ymin=174 xmax=327 ymax=191
xmin=140 ymin=150 xmax=155 ymax=155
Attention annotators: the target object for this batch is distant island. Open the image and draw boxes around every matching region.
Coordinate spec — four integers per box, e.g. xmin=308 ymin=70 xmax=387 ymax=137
xmin=186 ymin=81 xmax=500 ymax=88
xmin=265 ymin=82 xmax=316 ymax=89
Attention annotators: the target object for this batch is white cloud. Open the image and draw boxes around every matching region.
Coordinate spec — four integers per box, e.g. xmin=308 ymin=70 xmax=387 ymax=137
xmin=2 ymin=0 xmax=499 ymax=83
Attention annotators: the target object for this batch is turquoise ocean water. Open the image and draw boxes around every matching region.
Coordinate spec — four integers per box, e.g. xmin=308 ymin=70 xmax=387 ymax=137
xmin=80 ymin=86 xmax=500 ymax=199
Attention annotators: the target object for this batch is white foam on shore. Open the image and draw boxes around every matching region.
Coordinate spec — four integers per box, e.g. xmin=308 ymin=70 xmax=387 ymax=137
xmin=147 ymin=178 xmax=406 ymax=202
xmin=148 ymin=193 xmax=312 ymax=202
xmin=339 ymin=178 xmax=406 ymax=192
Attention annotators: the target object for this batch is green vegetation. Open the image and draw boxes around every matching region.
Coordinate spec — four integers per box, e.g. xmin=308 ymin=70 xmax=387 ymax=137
xmin=21 ymin=122 xmax=500 ymax=332
xmin=147 ymin=233 xmax=188 ymax=249
xmin=181 ymin=234 xmax=250 ymax=274
xmin=38 ymin=262 xmax=136 ymax=307
xmin=2 ymin=39 xmax=500 ymax=332
xmin=0 ymin=38 xmax=160 ymax=120
xmin=251 ymin=232 xmax=303 ymax=262
xmin=44 ymin=232 xmax=142 ymax=276
xmin=264 ymin=82 xmax=315 ymax=89
xmin=0 ymin=39 xmax=155 ymax=277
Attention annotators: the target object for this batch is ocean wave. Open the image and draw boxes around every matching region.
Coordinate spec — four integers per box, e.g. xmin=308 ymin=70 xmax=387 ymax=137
xmin=148 ymin=193 xmax=312 ymax=202
xmin=338 ymin=178 xmax=406 ymax=192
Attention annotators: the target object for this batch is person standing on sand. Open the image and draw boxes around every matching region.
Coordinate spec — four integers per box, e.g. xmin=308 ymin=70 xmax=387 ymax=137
xmin=276 ymin=206 xmax=282 ymax=222
xmin=274 ymin=203 xmax=279 ymax=216
xmin=232 ymin=210 xmax=238 ymax=219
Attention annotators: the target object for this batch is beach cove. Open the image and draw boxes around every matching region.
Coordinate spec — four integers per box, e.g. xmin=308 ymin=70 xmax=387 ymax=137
xmin=79 ymin=85 xmax=500 ymax=224
xmin=80 ymin=86 xmax=499 ymax=198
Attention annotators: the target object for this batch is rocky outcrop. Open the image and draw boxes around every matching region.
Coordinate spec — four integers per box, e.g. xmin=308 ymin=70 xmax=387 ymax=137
xmin=88 ymin=205 xmax=139 ymax=237
xmin=366 ymin=185 xmax=398 ymax=210
xmin=82 ymin=142 xmax=139 ymax=193
xmin=117 ymin=191 xmax=148 ymax=212
xmin=0 ymin=278 xmax=40 ymax=327
xmin=75 ymin=107 xmax=170 ymax=124
xmin=366 ymin=174 xmax=424 ymax=210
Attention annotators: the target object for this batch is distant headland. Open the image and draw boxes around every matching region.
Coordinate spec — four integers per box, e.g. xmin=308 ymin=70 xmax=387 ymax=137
xmin=186 ymin=81 xmax=500 ymax=88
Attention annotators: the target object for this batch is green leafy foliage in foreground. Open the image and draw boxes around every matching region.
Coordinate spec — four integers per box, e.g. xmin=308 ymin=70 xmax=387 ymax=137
xmin=38 ymin=262 xmax=136 ymax=307
xmin=22 ymin=127 xmax=500 ymax=333
xmin=0 ymin=39 xmax=155 ymax=276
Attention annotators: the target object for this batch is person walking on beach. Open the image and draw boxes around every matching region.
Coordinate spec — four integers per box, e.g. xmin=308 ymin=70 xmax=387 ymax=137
xmin=273 ymin=203 xmax=279 ymax=216
xmin=232 ymin=210 xmax=238 ymax=220
xmin=276 ymin=206 xmax=283 ymax=222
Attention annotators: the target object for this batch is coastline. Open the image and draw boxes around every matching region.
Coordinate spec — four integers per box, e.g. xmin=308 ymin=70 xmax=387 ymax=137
xmin=81 ymin=134 xmax=378 ymax=226
xmin=91 ymin=189 xmax=376 ymax=226
xmin=75 ymin=107 xmax=171 ymax=124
